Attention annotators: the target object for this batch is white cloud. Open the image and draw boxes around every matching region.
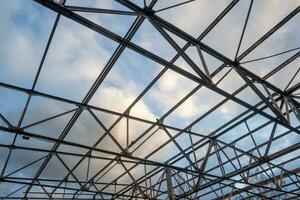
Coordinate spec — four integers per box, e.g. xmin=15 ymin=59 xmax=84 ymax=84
xmin=148 ymin=70 xmax=197 ymax=115
xmin=0 ymin=0 xmax=55 ymax=87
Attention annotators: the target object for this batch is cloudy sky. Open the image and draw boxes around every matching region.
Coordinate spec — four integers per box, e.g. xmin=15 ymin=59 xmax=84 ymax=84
xmin=0 ymin=0 xmax=299 ymax=198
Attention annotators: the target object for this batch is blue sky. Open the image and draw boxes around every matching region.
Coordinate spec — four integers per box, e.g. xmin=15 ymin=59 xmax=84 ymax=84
xmin=0 ymin=0 xmax=300 ymax=198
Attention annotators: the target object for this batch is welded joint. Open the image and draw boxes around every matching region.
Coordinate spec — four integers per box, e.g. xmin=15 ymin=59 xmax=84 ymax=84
xmin=78 ymin=104 xmax=88 ymax=111
xmin=186 ymin=126 xmax=192 ymax=132
xmin=25 ymin=89 xmax=37 ymax=96
xmin=86 ymin=151 xmax=92 ymax=157
xmin=156 ymin=118 xmax=164 ymax=129
xmin=115 ymin=157 xmax=122 ymax=164
xmin=259 ymin=156 xmax=269 ymax=162
xmin=123 ymin=149 xmax=132 ymax=157
xmin=9 ymin=144 xmax=16 ymax=150
xmin=142 ymin=6 xmax=155 ymax=17
xmin=63 ymin=176 xmax=68 ymax=182
xmin=50 ymin=152 xmax=57 ymax=157
xmin=124 ymin=110 xmax=131 ymax=117
xmin=11 ymin=126 xmax=24 ymax=132
xmin=209 ymin=136 xmax=217 ymax=143
xmin=80 ymin=185 xmax=89 ymax=191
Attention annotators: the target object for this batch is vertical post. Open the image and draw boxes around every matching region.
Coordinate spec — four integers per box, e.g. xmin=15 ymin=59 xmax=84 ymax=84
xmin=165 ymin=167 xmax=175 ymax=200
xmin=126 ymin=110 xmax=130 ymax=153
xmin=86 ymin=152 xmax=91 ymax=183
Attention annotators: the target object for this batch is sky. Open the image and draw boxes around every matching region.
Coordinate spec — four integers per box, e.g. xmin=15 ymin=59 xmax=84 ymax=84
xmin=0 ymin=0 xmax=299 ymax=198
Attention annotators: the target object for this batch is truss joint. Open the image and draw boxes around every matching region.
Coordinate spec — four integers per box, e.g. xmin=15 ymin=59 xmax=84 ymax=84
xmin=78 ymin=104 xmax=88 ymax=110
xmin=123 ymin=149 xmax=132 ymax=157
xmin=142 ymin=7 xmax=155 ymax=16
xmin=156 ymin=118 xmax=164 ymax=129
xmin=11 ymin=126 xmax=24 ymax=133
xmin=81 ymin=185 xmax=89 ymax=191
xmin=26 ymin=89 xmax=37 ymax=96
